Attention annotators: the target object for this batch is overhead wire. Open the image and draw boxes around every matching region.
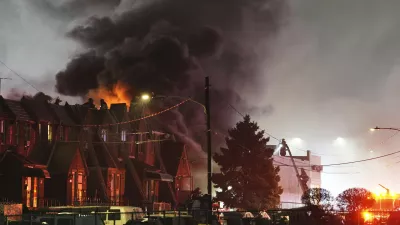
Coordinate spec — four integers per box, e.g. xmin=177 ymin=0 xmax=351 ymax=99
xmin=226 ymin=101 xmax=400 ymax=167
xmin=0 ymin=59 xmax=40 ymax=92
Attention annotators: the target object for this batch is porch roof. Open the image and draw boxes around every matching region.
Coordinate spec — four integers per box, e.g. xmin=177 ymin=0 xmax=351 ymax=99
xmin=0 ymin=151 xmax=50 ymax=178
xmin=130 ymin=159 xmax=173 ymax=182
xmin=145 ymin=171 xmax=173 ymax=182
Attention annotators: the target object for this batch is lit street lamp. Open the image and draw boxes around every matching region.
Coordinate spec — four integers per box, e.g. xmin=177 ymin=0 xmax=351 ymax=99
xmin=141 ymin=93 xmax=151 ymax=101
xmin=333 ymin=137 xmax=346 ymax=146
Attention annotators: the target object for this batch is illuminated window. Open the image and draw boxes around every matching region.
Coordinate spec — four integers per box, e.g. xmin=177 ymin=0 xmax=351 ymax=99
xmin=48 ymin=124 xmax=52 ymax=141
xmin=101 ymin=129 xmax=107 ymax=142
xmin=121 ymin=130 xmax=127 ymax=142
xmin=71 ymin=172 xmax=84 ymax=204
xmin=24 ymin=177 xmax=38 ymax=208
xmin=38 ymin=123 xmax=41 ymax=137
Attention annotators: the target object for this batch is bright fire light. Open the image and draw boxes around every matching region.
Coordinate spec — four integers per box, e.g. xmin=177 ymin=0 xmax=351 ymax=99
xmin=362 ymin=212 xmax=372 ymax=221
xmin=87 ymin=81 xmax=132 ymax=106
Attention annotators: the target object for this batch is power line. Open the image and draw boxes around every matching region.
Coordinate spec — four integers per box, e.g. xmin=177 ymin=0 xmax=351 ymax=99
xmin=226 ymin=103 xmax=291 ymax=144
xmin=226 ymin=102 xmax=400 ymax=167
xmin=0 ymin=59 xmax=40 ymax=92
xmin=273 ymin=159 xmax=359 ymax=175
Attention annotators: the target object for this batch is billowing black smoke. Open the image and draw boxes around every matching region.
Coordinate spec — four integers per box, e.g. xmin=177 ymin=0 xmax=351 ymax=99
xmin=55 ymin=0 xmax=285 ymax=167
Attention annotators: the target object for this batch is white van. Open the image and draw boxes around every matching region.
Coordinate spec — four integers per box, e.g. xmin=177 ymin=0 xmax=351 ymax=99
xmin=96 ymin=206 xmax=144 ymax=225
xmin=34 ymin=214 xmax=103 ymax=225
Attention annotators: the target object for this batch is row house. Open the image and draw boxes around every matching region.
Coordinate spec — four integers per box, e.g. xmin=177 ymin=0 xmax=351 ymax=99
xmin=127 ymin=99 xmax=193 ymax=209
xmin=0 ymin=94 xmax=193 ymax=209
xmin=66 ymin=102 xmax=126 ymax=205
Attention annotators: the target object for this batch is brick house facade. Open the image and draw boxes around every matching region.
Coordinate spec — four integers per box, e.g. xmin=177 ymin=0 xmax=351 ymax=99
xmin=0 ymin=94 xmax=192 ymax=209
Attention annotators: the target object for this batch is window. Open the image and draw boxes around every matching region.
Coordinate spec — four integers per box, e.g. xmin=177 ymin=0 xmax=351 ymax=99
xmin=38 ymin=123 xmax=41 ymax=137
xmin=58 ymin=218 xmax=73 ymax=225
xmin=24 ymin=124 xmax=30 ymax=141
xmin=7 ymin=125 xmax=13 ymax=145
xmin=59 ymin=126 xmax=64 ymax=141
xmin=129 ymin=134 xmax=136 ymax=158
xmin=0 ymin=120 xmax=4 ymax=133
xmin=108 ymin=209 xmax=121 ymax=221
xmin=144 ymin=180 xmax=159 ymax=202
xmin=71 ymin=172 xmax=84 ymax=204
xmin=110 ymin=173 xmax=122 ymax=204
xmin=137 ymin=134 xmax=144 ymax=155
xmin=101 ymin=129 xmax=107 ymax=142
xmin=48 ymin=124 xmax=52 ymax=141
xmin=121 ymin=130 xmax=126 ymax=142
xmin=24 ymin=177 xmax=38 ymax=208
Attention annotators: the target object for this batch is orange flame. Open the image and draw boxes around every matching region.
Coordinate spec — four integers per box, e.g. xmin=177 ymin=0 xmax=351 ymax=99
xmin=87 ymin=81 xmax=132 ymax=107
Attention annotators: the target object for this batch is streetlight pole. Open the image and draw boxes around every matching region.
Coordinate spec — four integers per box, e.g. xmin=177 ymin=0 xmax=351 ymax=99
xmin=205 ymin=76 xmax=213 ymax=212
xmin=371 ymin=127 xmax=400 ymax=132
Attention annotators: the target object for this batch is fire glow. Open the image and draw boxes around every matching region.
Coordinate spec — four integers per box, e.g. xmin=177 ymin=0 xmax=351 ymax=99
xmin=87 ymin=82 xmax=132 ymax=106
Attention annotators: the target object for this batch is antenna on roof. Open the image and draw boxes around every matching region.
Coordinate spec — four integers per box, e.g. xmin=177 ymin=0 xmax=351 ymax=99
xmin=0 ymin=77 xmax=11 ymax=95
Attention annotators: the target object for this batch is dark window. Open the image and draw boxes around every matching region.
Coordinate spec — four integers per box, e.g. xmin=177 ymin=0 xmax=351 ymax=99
xmin=108 ymin=209 xmax=121 ymax=220
xmin=24 ymin=124 xmax=31 ymax=141
xmin=59 ymin=125 xmax=64 ymax=141
xmin=57 ymin=218 xmax=73 ymax=225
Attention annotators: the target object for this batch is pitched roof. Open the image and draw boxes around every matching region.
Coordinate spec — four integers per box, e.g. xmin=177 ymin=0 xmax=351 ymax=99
xmin=3 ymin=99 xmax=32 ymax=121
xmin=65 ymin=104 xmax=89 ymax=124
xmin=49 ymin=104 xmax=76 ymax=126
xmin=86 ymin=143 xmax=118 ymax=168
xmin=109 ymin=104 xmax=127 ymax=122
xmin=159 ymin=141 xmax=184 ymax=176
xmin=21 ymin=97 xmax=55 ymax=122
xmin=47 ymin=142 xmax=81 ymax=174
xmin=28 ymin=143 xmax=53 ymax=165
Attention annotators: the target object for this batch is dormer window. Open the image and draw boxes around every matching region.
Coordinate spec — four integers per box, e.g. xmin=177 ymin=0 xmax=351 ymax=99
xmin=48 ymin=124 xmax=52 ymax=142
xmin=101 ymin=129 xmax=107 ymax=142
xmin=121 ymin=130 xmax=127 ymax=142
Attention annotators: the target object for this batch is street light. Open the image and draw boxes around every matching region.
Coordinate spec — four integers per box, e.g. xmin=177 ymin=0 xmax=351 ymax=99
xmin=141 ymin=93 xmax=151 ymax=101
xmin=333 ymin=137 xmax=346 ymax=146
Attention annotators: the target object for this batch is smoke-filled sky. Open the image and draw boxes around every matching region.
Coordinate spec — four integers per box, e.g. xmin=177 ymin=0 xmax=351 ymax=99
xmin=2 ymin=0 xmax=400 ymax=196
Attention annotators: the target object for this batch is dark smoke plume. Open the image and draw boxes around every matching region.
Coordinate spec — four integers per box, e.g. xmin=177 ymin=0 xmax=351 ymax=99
xmin=55 ymin=0 xmax=286 ymax=177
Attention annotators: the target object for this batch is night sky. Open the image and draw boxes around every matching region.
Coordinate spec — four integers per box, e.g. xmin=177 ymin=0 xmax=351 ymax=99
xmin=2 ymin=0 xmax=400 ymax=196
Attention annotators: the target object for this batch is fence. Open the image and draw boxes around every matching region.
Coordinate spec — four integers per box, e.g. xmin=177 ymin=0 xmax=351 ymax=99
xmin=3 ymin=209 xmax=397 ymax=225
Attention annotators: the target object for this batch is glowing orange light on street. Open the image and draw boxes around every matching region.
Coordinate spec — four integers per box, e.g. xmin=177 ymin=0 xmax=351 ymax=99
xmin=363 ymin=212 xmax=372 ymax=221
xmin=87 ymin=81 xmax=132 ymax=106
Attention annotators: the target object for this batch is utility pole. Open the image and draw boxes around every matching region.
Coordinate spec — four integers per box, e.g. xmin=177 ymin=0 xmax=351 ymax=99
xmin=281 ymin=139 xmax=309 ymax=193
xmin=205 ymin=76 xmax=213 ymax=212
xmin=0 ymin=77 xmax=11 ymax=95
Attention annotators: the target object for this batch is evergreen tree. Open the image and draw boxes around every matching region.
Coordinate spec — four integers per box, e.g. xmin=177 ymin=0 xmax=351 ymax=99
xmin=212 ymin=115 xmax=283 ymax=210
